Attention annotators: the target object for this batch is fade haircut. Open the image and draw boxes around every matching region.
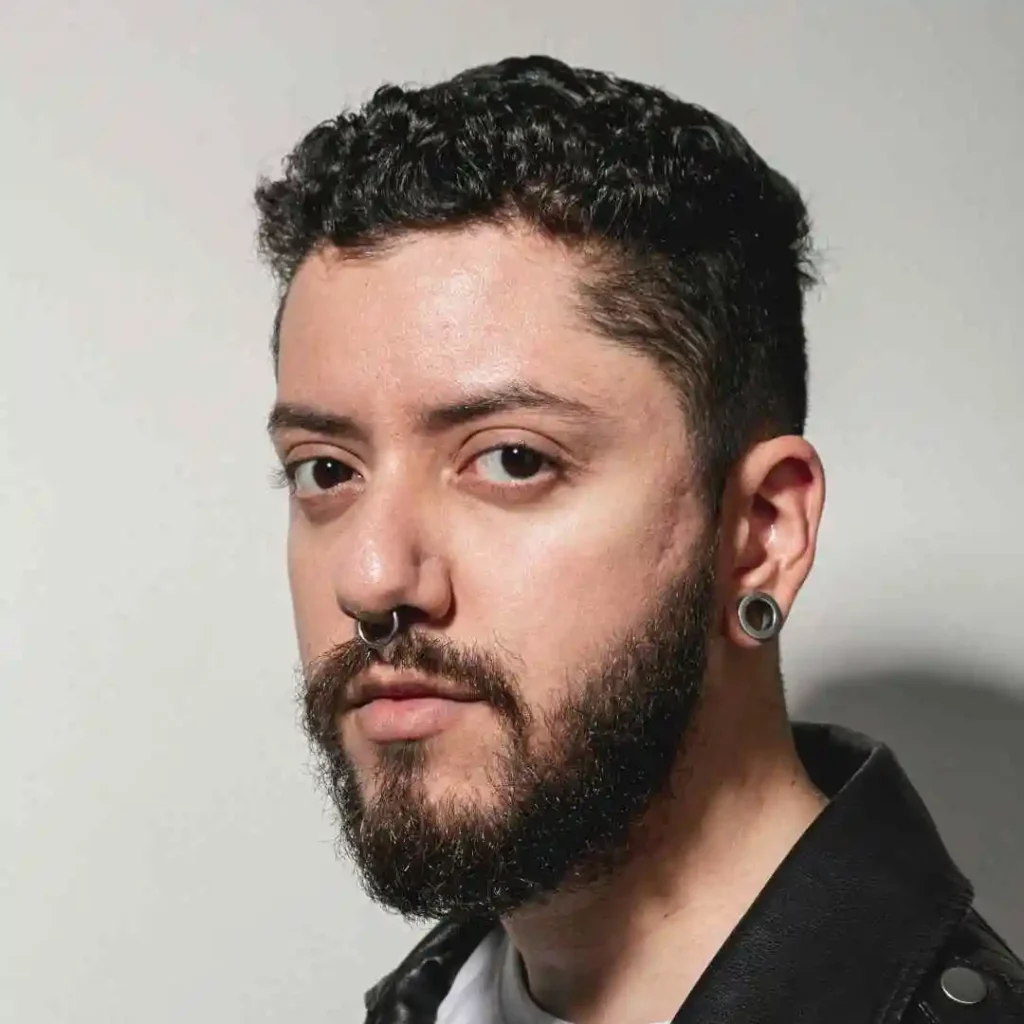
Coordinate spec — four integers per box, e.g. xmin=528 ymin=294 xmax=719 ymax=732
xmin=255 ymin=55 xmax=816 ymax=511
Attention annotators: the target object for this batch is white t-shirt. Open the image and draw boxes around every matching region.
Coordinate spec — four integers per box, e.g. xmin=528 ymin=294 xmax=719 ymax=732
xmin=436 ymin=928 xmax=669 ymax=1024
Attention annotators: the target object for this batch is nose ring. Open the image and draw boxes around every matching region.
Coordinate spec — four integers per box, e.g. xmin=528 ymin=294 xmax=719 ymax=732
xmin=355 ymin=609 xmax=401 ymax=651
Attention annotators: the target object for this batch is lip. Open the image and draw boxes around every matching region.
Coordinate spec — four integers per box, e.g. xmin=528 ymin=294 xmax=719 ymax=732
xmin=354 ymin=695 xmax=483 ymax=742
xmin=348 ymin=673 xmax=481 ymax=710
xmin=345 ymin=672 xmax=484 ymax=743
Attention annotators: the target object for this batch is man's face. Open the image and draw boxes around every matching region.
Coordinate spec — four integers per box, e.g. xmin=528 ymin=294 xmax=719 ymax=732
xmin=273 ymin=225 xmax=716 ymax=917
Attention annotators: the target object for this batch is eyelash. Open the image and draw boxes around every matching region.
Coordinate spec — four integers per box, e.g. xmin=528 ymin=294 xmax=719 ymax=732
xmin=271 ymin=444 xmax=567 ymax=496
xmin=269 ymin=464 xmax=295 ymax=491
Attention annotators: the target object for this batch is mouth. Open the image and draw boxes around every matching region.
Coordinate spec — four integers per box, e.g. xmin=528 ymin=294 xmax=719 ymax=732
xmin=348 ymin=674 xmax=485 ymax=743
xmin=350 ymin=676 xmax=482 ymax=709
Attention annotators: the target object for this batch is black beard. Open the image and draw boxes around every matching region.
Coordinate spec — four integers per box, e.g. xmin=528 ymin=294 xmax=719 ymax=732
xmin=301 ymin=552 xmax=715 ymax=922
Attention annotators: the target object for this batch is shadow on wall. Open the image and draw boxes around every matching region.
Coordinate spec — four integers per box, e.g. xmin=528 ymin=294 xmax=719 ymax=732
xmin=792 ymin=664 xmax=1024 ymax=952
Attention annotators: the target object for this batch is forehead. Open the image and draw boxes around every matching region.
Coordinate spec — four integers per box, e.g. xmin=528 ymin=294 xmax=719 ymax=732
xmin=275 ymin=224 xmax=679 ymax=424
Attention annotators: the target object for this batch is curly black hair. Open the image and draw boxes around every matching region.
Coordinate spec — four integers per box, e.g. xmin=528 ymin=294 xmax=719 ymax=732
xmin=255 ymin=55 xmax=816 ymax=509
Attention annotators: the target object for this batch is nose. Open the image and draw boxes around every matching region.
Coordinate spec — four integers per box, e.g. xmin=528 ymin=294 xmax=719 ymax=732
xmin=329 ymin=475 xmax=453 ymax=632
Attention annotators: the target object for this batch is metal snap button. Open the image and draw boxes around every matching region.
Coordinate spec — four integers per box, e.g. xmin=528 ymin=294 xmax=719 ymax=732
xmin=940 ymin=966 xmax=988 ymax=1005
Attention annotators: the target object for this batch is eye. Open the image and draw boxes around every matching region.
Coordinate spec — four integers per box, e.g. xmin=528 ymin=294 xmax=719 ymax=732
xmin=473 ymin=444 xmax=554 ymax=485
xmin=286 ymin=457 xmax=356 ymax=496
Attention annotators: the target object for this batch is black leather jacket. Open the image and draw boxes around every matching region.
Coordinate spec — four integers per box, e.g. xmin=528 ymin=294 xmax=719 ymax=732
xmin=363 ymin=724 xmax=1024 ymax=1023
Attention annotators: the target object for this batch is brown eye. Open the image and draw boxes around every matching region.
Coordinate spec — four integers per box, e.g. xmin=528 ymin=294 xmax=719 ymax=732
xmin=475 ymin=445 xmax=549 ymax=483
xmin=290 ymin=457 xmax=354 ymax=495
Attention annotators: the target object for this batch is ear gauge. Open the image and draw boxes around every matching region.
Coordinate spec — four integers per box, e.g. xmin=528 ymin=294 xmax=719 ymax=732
xmin=737 ymin=591 xmax=784 ymax=642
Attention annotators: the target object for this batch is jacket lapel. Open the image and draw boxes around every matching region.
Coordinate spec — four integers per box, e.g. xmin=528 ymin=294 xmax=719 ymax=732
xmin=364 ymin=915 xmax=495 ymax=1023
xmin=670 ymin=726 xmax=973 ymax=1023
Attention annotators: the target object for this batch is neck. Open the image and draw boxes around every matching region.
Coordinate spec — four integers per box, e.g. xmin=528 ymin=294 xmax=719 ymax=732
xmin=502 ymin=660 xmax=827 ymax=1024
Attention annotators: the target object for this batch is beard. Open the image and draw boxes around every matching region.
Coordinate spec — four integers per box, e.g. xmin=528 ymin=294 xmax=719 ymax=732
xmin=301 ymin=547 xmax=716 ymax=922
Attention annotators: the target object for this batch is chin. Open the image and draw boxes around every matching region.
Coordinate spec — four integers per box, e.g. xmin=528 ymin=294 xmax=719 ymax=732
xmin=413 ymin=759 xmax=502 ymax=801
xmin=423 ymin=771 xmax=502 ymax=808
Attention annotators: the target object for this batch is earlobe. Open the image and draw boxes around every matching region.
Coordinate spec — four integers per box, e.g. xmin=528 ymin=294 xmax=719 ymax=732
xmin=727 ymin=587 xmax=788 ymax=649
xmin=736 ymin=591 xmax=785 ymax=643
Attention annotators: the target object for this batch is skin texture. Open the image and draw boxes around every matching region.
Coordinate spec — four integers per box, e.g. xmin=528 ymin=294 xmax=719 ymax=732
xmin=271 ymin=222 xmax=829 ymax=1024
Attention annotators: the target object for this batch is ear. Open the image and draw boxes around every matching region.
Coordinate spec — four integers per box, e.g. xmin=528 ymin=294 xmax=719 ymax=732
xmin=717 ymin=436 xmax=826 ymax=648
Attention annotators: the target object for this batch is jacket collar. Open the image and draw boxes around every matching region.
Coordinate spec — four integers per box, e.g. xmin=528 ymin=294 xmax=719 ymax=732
xmin=365 ymin=723 xmax=974 ymax=1023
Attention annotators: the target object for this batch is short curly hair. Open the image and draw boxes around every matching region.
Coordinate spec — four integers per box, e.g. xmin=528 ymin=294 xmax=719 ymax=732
xmin=255 ymin=55 xmax=816 ymax=509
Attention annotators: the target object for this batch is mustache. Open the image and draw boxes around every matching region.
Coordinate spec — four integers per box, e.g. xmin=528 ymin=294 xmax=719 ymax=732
xmin=302 ymin=630 xmax=525 ymax=749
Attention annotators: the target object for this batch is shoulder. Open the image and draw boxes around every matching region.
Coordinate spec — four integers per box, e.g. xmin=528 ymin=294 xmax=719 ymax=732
xmin=903 ymin=910 xmax=1024 ymax=1022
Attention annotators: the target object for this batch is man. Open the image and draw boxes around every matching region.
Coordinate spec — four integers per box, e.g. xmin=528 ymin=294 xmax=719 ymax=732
xmin=255 ymin=56 xmax=1022 ymax=1024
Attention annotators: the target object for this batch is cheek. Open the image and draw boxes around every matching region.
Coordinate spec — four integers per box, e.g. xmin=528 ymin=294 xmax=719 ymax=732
xmin=287 ymin=528 xmax=337 ymax=664
xmin=456 ymin=486 xmax=693 ymax=702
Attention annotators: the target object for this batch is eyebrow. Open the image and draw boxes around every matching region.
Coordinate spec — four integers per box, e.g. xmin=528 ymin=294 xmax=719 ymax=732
xmin=266 ymin=381 xmax=604 ymax=443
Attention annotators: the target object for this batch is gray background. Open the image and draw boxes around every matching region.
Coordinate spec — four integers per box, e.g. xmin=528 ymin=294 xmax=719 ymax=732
xmin=3 ymin=2 xmax=1022 ymax=1021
